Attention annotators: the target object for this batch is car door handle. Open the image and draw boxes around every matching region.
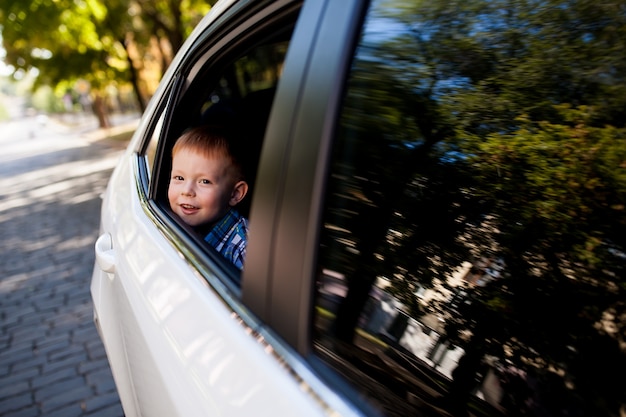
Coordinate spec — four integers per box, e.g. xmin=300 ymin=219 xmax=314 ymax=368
xmin=95 ymin=233 xmax=116 ymax=275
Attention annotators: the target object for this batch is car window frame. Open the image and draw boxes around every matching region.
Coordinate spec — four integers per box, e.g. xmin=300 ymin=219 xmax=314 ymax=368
xmin=130 ymin=0 xmax=307 ymax=307
xmin=250 ymin=0 xmax=370 ymax=352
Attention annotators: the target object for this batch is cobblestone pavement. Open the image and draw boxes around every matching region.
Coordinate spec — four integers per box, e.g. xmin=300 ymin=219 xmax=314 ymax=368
xmin=0 ymin=114 xmax=135 ymax=417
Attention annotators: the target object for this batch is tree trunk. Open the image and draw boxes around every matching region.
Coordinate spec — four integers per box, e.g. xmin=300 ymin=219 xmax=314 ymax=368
xmin=120 ymin=36 xmax=147 ymax=113
xmin=92 ymin=94 xmax=110 ymax=129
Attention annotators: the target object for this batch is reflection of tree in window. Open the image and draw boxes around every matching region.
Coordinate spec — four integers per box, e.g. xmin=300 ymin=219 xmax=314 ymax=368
xmin=315 ymin=0 xmax=626 ymax=416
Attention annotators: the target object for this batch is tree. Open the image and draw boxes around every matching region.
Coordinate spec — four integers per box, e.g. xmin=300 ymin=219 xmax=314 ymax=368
xmin=0 ymin=0 xmax=213 ymax=126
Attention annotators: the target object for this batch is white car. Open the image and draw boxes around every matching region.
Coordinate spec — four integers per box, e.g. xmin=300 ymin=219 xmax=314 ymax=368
xmin=92 ymin=0 xmax=626 ymax=416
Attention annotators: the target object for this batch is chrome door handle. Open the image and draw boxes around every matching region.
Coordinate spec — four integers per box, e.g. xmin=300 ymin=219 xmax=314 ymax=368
xmin=95 ymin=233 xmax=116 ymax=274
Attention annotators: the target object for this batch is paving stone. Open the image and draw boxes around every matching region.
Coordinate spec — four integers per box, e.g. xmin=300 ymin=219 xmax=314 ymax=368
xmin=41 ymin=353 xmax=86 ymax=375
xmin=44 ymin=404 xmax=84 ymax=417
xmin=48 ymin=343 xmax=86 ymax=362
xmin=81 ymin=391 xmax=124 ymax=414
xmin=84 ymin=342 xmax=107 ymax=362
xmin=32 ymin=337 xmax=71 ymax=357
xmin=82 ymin=402 xmax=124 ymax=417
xmin=9 ymin=354 xmax=46 ymax=374
xmin=0 ymin=381 xmax=30 ymax=398
xmin=30 ymin=367 xmax=78 ymax=389
xmin=0 ymin=393 xmax=34 ymax=415
xmin=89 ymin=374 xmax=117 ymax=396
xmin=77 ymin=358 xmax=110 ymax=375
xmin=39 ymin=384 xmax=93 ymax=415
xmin=3 ymin=405 xmax=39 ymax=417
xmin=0 ymin=342 xmax=35 ymax=365
xmin=1 ymin=367 xmax=39 ymax=386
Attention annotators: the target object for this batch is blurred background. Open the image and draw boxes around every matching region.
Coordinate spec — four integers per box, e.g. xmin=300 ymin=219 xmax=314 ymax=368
xmin=0 ymin=0 xmax=218 ymax=126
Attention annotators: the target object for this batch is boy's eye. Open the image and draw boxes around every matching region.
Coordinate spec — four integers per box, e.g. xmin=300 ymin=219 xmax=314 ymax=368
xmin=173 ymin=175 xmax=184 ymax=181
xmin=200 ymin=179 xmax=212 ymax=185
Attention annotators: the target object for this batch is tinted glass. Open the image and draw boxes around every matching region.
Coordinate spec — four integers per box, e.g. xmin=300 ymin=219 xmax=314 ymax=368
xmin=314 ymin=1 xmax=626 ymax=416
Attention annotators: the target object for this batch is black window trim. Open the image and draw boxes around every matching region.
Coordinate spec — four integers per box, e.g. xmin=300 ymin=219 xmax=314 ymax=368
xmin=258 ymin=0 xmax=370 ymax=353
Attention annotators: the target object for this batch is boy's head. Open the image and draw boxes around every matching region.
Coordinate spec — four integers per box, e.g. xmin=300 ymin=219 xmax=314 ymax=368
xmin=168 ymin=125 xmax=248 ymax=229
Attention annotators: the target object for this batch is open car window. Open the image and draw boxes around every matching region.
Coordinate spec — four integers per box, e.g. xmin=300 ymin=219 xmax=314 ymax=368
xmin=137 ymin=8 xmax=299 ymax=285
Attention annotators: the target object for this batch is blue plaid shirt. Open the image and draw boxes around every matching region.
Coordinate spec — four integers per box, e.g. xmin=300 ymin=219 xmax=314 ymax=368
xmin=204 ymin=209 xmax=248 ymax=270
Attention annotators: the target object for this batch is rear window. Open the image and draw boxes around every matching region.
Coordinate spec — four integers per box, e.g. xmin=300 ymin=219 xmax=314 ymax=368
xmin=313 ymin=0 xmax=626 ymax=416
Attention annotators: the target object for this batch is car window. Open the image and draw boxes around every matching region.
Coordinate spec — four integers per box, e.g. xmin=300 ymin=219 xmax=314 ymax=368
xmin=313 ymin=0 xmax=626 ymax=416
xmin=138 ymin=9 xmax=299 ymax=280
xmin=145 ymin=112 xmax=165 ymax=180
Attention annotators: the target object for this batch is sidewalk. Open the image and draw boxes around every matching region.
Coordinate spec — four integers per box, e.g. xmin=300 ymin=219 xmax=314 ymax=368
xmin=0 ymin=117 xmax=128 ymax=416
xmin=49 ymin=112 xmax=140 ymax=145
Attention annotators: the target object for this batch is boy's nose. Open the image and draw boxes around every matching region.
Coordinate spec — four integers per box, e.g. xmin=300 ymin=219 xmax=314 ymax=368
xmin=181 ymin=182 xmax=195 ymax=196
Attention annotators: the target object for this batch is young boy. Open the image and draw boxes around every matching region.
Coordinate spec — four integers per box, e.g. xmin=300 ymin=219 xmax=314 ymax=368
xmin=168 ymin=125 xmax=249 ymax=269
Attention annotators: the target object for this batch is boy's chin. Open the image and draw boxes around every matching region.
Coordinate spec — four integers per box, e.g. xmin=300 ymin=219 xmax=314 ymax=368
xmin=175 ymin=212 xmax=207 ymax=229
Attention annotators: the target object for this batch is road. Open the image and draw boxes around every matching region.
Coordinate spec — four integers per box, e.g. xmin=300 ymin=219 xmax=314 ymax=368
xmin=0 ymin=113 xmax=134 ymax=417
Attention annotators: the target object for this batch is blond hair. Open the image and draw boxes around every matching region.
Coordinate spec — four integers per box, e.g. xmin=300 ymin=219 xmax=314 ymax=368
xmin=172 ymin=125 xmax=245 ymax=181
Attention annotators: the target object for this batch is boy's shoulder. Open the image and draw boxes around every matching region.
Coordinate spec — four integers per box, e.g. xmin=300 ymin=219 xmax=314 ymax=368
xmin=205 ymin=209 xmax=248 ymax=248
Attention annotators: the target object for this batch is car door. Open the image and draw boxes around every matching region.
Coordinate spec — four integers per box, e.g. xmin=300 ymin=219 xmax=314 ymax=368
xmin=91 ymin=1 xmax=369 ymax=416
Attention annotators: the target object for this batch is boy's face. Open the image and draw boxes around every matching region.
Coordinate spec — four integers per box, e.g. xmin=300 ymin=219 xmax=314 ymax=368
xmin=168 ymin=148 xmax=240 ymax=228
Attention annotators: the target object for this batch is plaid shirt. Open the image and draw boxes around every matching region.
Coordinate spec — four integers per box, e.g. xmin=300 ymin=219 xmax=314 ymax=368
xmin=204 ymin=209 xmax=248 ymax=270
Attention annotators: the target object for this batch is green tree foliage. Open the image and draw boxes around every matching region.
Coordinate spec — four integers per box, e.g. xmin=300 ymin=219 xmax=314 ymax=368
xmin=0 ymin=0 xmax=213 ymax=124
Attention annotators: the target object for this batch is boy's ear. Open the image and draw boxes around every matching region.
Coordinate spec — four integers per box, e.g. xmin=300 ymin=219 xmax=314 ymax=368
xmin=229 ymin=180 xmax=249 ymax=207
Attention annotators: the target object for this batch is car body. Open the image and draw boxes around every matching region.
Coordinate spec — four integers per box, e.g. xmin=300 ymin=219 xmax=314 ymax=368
xmin=92 ymin=0 xmax=626 ymax=416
